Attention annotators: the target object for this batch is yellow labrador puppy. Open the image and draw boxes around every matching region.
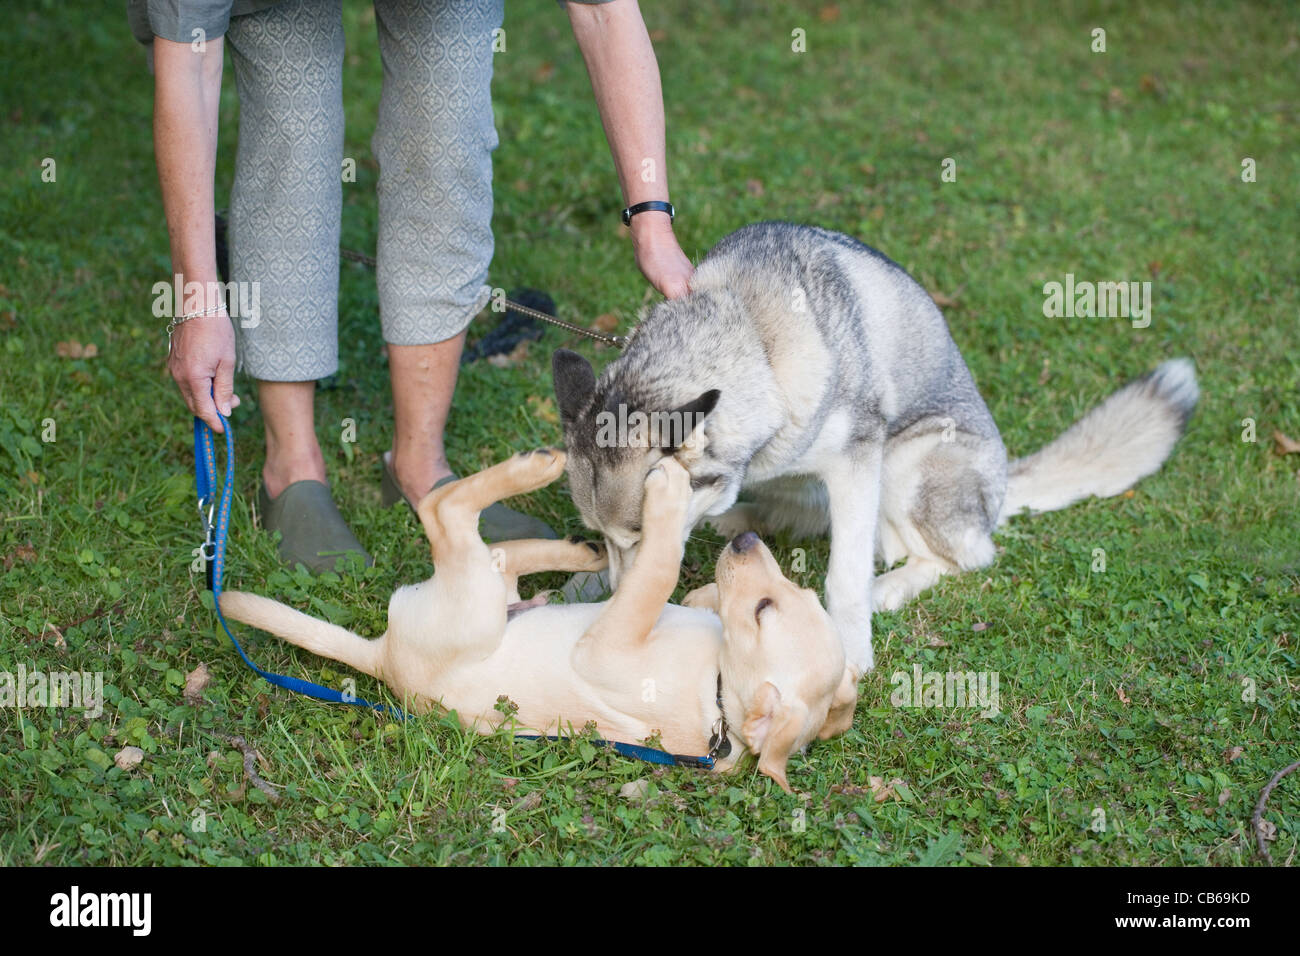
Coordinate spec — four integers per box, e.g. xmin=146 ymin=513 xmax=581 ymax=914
xmin=221 ymin=450 xmax=854 ymax=791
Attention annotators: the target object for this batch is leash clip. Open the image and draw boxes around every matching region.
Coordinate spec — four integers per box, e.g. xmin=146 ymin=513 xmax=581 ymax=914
xmin=198 ymin=495 xmax=215 ymax=544
xmin=706 ymin=673 xmax=731 ymax=761
xmin=197 ymin=496 xmax=216 ymax=590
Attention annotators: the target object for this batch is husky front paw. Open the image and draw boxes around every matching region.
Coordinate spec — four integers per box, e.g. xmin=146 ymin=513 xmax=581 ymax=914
xmin=708 ymin=502 xmax=761 ymax=540
xmin=831 ymin=605 xmax=875 ymax=676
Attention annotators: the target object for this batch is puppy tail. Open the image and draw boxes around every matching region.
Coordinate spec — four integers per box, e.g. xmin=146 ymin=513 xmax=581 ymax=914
xmin=218 ymin=591 xmax=385 ymax=680
xmin=999 ymin=358 xmax=1198 ymax=524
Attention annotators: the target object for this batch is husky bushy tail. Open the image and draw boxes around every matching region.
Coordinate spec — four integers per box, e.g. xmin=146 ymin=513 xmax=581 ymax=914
xmin=218 ymin=591 xmax=386 ymax=679
xmin=999 ymin=358 xmax=1199 ymax=524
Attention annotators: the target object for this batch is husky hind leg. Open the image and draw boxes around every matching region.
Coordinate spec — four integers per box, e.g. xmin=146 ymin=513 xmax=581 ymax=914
xmin=873 ymin=429 xmax=1005 ymax=612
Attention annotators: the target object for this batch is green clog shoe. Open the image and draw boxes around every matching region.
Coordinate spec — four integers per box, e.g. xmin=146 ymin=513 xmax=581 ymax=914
xmin=558 ymin=569 xmax=611 ymax=604
xmin=258 ymin=480 xmax=372 ymax=573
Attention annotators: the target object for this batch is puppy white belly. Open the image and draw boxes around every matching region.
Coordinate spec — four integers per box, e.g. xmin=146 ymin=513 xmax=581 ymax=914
xmin=434 ymin=603 xmax=722 ymax=752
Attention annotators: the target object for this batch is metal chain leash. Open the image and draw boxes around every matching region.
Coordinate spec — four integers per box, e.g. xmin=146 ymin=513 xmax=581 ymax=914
xmin=338 ymin=247 xmax=631 ymax=350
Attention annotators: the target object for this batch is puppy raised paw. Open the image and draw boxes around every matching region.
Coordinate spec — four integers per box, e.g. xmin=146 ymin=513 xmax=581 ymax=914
xmin=643 ymin=456 xmax=692 ymax=527
xmin=566 ymin=535 xmax=609 ymax=571
xmin=507 ymin=446 xmax=567 ymax=488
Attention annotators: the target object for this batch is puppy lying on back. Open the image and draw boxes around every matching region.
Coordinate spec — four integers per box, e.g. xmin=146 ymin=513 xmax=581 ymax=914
xmin=220 ymin=450 xmax=855 ymax=791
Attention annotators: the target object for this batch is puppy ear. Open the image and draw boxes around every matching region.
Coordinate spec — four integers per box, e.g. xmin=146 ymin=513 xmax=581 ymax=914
xmin=741 ymin=682 xmax=781 ymax=753
xmin=742 ymin=681 xmax=808 ymax=794
xmin=552 ymin=349 xmax=596 ymax=425
xmin=663 ymin=389 xmax=720 ymax=461
xmin=682 ymin=582 xmax=720 ymax=612
xmin=817 ymin=668 xmax=858 ymax=740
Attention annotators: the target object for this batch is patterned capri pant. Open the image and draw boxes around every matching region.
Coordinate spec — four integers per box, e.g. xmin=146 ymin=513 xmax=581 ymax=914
xmin=225 ymin=0 xmax=502 ymax=381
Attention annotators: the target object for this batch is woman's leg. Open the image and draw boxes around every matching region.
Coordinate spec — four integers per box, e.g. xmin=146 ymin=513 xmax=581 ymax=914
xmin=371 ymin=0 xmax=500 ymax=505
xmin=226 ymin=0 xmax=345 ymax=498
xmin=385 ymin=341 xmax=462 ymax=501
xmin=226 ymin=0 xmax=368 ymax=569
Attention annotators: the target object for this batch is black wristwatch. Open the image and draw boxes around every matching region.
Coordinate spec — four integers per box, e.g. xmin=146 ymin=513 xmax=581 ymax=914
xmin=621 ymin=200 xmax=675 ymax=226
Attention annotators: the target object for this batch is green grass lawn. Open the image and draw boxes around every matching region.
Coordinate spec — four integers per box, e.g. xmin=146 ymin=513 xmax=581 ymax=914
xmin=1 ymin=0 xmax=1297 ymax=866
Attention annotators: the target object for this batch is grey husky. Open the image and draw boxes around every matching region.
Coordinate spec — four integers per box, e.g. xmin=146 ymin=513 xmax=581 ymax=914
xmin=553 ymin=221 xmax=1198 ymax=676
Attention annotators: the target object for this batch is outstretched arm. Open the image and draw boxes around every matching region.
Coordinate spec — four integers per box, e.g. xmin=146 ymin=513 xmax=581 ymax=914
xmin=565 ymin=0 xmax=694 ymax=299
xmin=154 ymin=36 xmax=240 ymax=432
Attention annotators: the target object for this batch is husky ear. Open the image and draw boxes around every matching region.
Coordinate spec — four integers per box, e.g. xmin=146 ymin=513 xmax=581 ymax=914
xmin=659 ymin=389 xmax=720 ymax=456
xmin=552 ymin=349 xmax=596 ymax=425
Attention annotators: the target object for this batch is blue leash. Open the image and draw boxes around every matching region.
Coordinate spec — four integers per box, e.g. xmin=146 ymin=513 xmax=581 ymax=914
xmin=516 ymin=735 xmax=714 ymax=769
xmin=193 ymin=409 xmax=715 ymax=768
xmin=196 ymin=411 xmax=403 ymax=718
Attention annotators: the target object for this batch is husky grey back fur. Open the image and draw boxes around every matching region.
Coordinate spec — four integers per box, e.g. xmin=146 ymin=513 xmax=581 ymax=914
xmin=553 ymin=221 xmax=1198 ymax=676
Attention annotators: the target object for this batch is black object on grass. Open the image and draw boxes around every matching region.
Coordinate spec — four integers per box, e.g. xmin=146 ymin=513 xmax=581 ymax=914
xmin=460 ymin=288 xmax=551 ymax=365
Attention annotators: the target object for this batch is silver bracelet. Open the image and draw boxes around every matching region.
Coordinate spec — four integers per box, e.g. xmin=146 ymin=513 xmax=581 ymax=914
xmin=166 ymin=303 xmax=225 ymax=352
